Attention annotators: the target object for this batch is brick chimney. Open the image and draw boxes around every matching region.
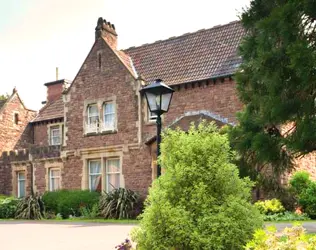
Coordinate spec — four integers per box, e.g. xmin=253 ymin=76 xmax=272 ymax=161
xmin=95 ymin=17 xmax=118 ymax=49
xmin=44 ymin=79 xmax=70 ymax=103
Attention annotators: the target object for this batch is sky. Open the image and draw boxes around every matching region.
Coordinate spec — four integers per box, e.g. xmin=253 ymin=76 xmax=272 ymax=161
xmin=0 ymin=0 xmax=250 ymax=110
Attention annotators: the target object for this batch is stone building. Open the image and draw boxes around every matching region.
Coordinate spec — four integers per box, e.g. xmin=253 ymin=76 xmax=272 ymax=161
xmin=0 ymin=89 xmax=36 ymax=196
xmin=0 ymin=17 xmax=314 ymax=197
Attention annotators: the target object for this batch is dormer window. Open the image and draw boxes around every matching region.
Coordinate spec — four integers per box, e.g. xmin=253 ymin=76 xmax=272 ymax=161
xmin=102 ymin=102 xmax=115 ymax=131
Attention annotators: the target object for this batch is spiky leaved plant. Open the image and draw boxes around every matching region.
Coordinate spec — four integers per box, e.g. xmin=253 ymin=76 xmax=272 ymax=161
xmin=99 ymin=188 xmax=141 ymax=219
xmin=15 ymin=195 xmax=45 ymax=220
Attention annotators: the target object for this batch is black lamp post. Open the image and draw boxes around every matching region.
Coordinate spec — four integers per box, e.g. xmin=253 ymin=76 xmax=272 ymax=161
xmin=140 ymin=79 xmax=174 ymax=177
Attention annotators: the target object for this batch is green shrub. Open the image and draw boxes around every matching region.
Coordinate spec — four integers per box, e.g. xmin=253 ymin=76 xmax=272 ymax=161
xmin=42 ymin=190 xmax=100 ymax=218
xmin=80 ymin=203 xmax=100 ymax=219
xmin=0 ymin=197 xmax=19 ymax=219
xmin=15 ymin=195 xmax=45 ymax=220
xmin=289 ymin=171 xmax=311 ymax=196
xmin=99 ymin=188 xmax=142 ymax=219
xmin=132 ymin=123 xmax=263 ymax=250
xmin=298 ymin=182 xmax=316 ymax=219
xmin=245 ymin=224 xmax=316 ymax=249
xmin=254 ymin=199 xmax=285 ymax=215
xmin=264 ymin=211 xmax=310 ymax=221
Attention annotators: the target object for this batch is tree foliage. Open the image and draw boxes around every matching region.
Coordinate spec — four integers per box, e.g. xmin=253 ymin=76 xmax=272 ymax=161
xmin=132 ymin=123 xmax=263 ymax=250
xmin=0 ymin=94 xmax=9 ymax=101
xmin=230 ymin=0 xmax=316 ymax=177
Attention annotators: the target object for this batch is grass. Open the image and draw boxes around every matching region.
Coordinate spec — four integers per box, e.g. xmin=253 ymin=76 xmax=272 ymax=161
xmin=55 ymin=218 xmax=139 ymax=224
xmin=0 ymin=218 xmax=139 ymax=224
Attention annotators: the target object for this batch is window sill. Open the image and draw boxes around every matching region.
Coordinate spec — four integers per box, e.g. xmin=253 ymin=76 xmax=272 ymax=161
xmin=84 ymin=130 xmax=117 ymax=137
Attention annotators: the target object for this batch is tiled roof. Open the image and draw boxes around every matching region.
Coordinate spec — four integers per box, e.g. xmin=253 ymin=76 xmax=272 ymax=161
xmin=145 ymin=111 xmax=230 ymax=145
xmin=32 ymin=97 xmax=64 ymax=123
xmin=125 ymin=21 xmax=245 ymax=85
xmin=115 ymin=49 xmax=138 ymax=78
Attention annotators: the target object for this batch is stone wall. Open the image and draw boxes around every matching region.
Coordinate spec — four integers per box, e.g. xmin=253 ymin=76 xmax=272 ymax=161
xmin=0 ymin=93 xmax=36 ymax=154
xmin=142 ymin=78 xmax=242 ymax=142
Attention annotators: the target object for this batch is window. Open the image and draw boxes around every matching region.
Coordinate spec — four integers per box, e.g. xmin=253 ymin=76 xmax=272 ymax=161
xmin=89 ymin=160 xmax=101 ymax=191
xmin=49 ymin=169 xmax=60 ymax=191
xmin=148 ymin=108 xmax=157 ymax=121
xmin=17 ymin=172 xmax=26 ymax=198
xmin=87 ymin=104 xmax=99 ymax=133
xmin=14 ymin=113 xmax=19 ymax=125
xmin=50 ymin=126 xmax=61 ymax=145
xmin=102 ymin=102 xmax=115 ymax=131
xmin=106 ymin=159 xmax=120 ymax=192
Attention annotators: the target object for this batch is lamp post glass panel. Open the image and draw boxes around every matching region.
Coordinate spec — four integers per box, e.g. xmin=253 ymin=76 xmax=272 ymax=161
xmin=140 ymin=79 xmax=174 ymax=177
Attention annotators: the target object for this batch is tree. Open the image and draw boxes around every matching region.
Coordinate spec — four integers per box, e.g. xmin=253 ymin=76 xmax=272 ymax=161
xmin=230 ymin=0 xmax=316 ymax=180
xmin=132 ymin=123 xmax=262 ymax=250
xmin=0 ymin=94 xmax=9 ymax=101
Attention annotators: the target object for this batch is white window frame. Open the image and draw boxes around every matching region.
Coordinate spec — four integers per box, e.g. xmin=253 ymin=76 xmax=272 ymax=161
xmin=86 ymin=104 xmax=99 ymax=133
xmin=17 ymin=172 xmax=26 ymax=198
xmin=50 ymin=126 xmax=61 ymax=145
xmin=106 ymin=158 xmax=121 ymax=192
xmin=101 ymin=102 xmax=116 ymax=131
xmin=49 ymin=168 xmax=61 ymax=191
xmin=148 ymin=108 xmax=157 ymax=121
xmin=88 ymin=160 xmax=102 ymax=191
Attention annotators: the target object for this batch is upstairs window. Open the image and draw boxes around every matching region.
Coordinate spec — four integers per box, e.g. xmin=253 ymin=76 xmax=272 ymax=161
xmin=50 ymin=126 xmax=61 ymax=145
xmin=102 ymin=102 xmax=115 ymax=131
xmin=84 ymin=100 xmax=117 ymax=134
xmin=86 ymin=104 xmax=99 ymax=133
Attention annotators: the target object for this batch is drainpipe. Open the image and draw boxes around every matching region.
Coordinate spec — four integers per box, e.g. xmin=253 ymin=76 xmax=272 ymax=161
xmin=29 ymin=153 xmax=34 ymax=196
xmin=136 ymin=76 xmax=145 ymax=145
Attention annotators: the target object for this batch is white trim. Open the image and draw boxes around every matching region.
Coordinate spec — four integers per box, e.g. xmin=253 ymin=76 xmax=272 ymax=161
xmin=49 ymin=168 xmax=61 ymax=191
xmin=102 ymin=102 xmax=116 ymax=131
xmin=86 ymin=104 xmax=99 ymax=133
xmin=50 ymin=126 xmax=61 ymax=145
xmin=105 ymin=158 xmax=121 ymax=192
xmin=88 ymin=159 xmax=102 ymax=191
xmin=148 ymin=108 xmax=157 ymax=121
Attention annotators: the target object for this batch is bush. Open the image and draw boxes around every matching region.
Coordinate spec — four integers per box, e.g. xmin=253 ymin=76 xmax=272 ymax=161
xmin=289 ymin=171 xmax=311 ymax=196
xmin=99 ymin=188 xmax=142 ymax=219
xmin=0 ymin=197 xmax=18 ymax=219
xmin=264 ymin=211 xmax=310 ymax=221
xmin=289 ymin=172 xmax=316 ymax=219
xmin=298 ymin=182 xmax=316 ymax=219
xmin=245 ymin=224 xmax=316 ymax=249
xmin=42 ymin=190 xmax=100 ymax=218
xmin=80 ymin=203 xmax=100 ymax=219
xmin=254 ymin=199 xmax=285 ymax=215
xmin=15 ymin=195 xmax=45 ymax=220
xmin=132 ymin=123 xmax=263 ymax=250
